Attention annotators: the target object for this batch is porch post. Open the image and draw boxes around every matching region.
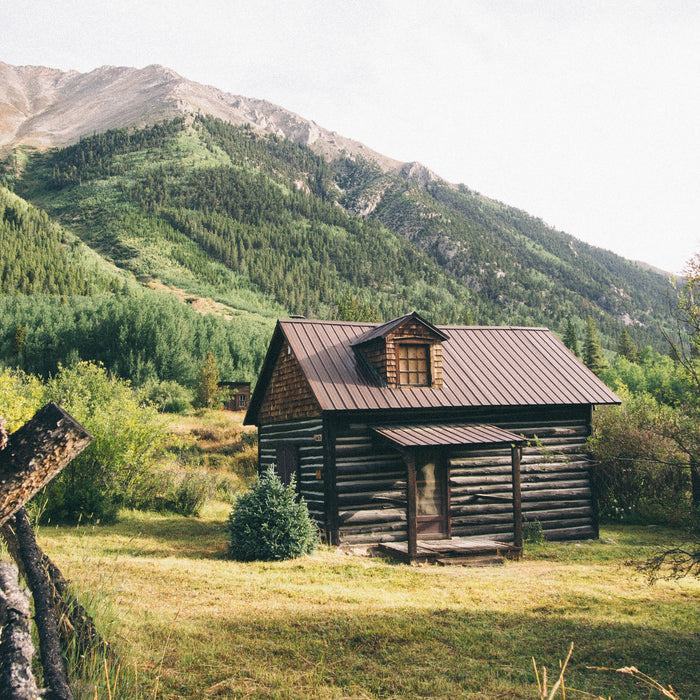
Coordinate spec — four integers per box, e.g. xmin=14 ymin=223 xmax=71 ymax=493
xmin=405 ymin=452 xmax=418 ymax=559
xmin=511 ymin=444 xmax=523 ymax=551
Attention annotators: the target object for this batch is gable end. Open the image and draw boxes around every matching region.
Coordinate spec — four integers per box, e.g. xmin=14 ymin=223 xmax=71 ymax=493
xmin=256 ymin=338 xmax=322 ymax=424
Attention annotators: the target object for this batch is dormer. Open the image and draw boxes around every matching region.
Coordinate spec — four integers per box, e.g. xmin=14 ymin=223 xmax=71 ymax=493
xmin=351 ymin=312 xmax=449 ymax=389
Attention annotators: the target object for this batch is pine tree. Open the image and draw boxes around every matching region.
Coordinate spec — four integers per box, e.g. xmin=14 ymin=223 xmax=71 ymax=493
xmin=616 ymin=327 xmax=638 ymax=362
xmin=194 ymin=351 xmax=221 ymax=408
xmin=583 ymin=317 xmax=607 ymax=375
xmin=563 ymin=318 xmax=579 ymax=356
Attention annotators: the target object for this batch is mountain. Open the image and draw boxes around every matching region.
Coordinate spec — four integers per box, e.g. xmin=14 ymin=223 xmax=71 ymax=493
xmin=0 ymin=62 xmax=676 ymax=387
xmin=0 ymin=61 xmax=401 ymax=170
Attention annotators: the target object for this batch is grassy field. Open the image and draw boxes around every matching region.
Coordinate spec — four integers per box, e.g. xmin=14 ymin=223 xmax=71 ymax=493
xmin=37 ymin=507 xmax=699 ymax=699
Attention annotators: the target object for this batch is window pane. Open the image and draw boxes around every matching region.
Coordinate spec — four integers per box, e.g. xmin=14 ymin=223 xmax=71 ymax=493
xmin=398 ymin=344 xmax=430 ymax=386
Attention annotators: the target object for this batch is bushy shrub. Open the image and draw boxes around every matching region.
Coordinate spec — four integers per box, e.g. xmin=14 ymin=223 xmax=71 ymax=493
xmin=131 ymin=468 xmax=209 ymax=516
xmin=36 ymin=361 xmax=169 ymax=524
xmin=589 ymin=388 xmax=690 ymax=524
xmin=0 ymin=367 xmax=43 ymax=431
xmin=141 ymin=379 xmax=193 ymax=413
xmin=227 ymin=467 xmax=318 ymax=561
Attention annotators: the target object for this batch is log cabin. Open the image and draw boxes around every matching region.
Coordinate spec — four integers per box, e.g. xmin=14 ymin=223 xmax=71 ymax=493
xmin=244 ymin=312 xmax=620 ymax=561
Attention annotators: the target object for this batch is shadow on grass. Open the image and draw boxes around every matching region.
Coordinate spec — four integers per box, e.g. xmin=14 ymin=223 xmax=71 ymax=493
xmin=147 ymin=604 xmax=699 ymax=699
xmin=51 ymin=512 xmax=231 ymax=560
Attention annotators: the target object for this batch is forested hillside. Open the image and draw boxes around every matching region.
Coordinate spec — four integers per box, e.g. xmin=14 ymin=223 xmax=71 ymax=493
xmin=1 ymin=115 xmax=676 ymax=389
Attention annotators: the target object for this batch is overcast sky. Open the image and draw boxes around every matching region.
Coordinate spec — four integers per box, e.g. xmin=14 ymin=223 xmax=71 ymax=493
xmin=2 ymin=1 xmax=699 ymax=274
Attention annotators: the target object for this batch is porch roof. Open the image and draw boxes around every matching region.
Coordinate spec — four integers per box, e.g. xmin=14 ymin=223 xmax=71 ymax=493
xmin=372 ymin=423 xmax=526 ymax=448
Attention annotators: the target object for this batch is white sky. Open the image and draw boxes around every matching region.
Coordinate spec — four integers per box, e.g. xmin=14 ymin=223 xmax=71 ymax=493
xmin=2 ymin=0 xmax=699 ymax=274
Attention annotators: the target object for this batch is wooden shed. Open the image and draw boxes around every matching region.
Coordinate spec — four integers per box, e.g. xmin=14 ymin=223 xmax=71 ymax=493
xmin=244 ymin=312 xmax=619 ymax=561
xmin=218 ymin=382 xmax=251 ymax=412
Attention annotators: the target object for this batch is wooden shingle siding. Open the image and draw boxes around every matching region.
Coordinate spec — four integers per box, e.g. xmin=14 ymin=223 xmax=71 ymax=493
xmin=384 ymin=321 xmax=444 ymax=388
xmin=258 ymin=418 xmax=326 ymax=527
xmin=257 ymin=339 xmax=321 ymax=424
xmin=334 ymin=424 xmax=408 ymax=544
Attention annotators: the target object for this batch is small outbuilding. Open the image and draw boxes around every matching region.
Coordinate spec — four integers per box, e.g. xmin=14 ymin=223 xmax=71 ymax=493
xmin=218 ymin=382 xmax=251 ymax=412
xmin=244 ymin=312 xmax=619 ymax=561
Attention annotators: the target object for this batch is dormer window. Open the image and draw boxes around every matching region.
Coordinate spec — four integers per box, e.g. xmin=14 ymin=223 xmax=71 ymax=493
xmin=351 ymin=311 xmax=449 ymax=390
xmin=398 ymin=343 xmax=430 ymax=386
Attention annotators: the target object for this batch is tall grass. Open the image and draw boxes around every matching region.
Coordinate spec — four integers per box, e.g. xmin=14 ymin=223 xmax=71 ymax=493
xmin=36 ymin=513 xmax=699 ymax=699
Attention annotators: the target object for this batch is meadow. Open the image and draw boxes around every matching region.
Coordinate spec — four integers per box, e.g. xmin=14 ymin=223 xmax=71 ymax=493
xmin=37 ymin=509 xmax=699 ymax=699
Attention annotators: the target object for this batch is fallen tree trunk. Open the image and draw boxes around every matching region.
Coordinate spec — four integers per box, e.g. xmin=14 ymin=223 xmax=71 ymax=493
xmin=0 ymin=402 xmax=93 ymax=528
xmin=0 ymin=561 xmax=41 ymax=700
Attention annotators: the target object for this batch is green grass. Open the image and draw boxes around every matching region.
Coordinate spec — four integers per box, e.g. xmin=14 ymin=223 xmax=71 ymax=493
xmin=36 ymin=513 xmax=699 ymax=699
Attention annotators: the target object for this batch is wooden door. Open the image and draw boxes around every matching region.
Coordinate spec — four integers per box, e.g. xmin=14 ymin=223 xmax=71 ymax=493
xmin=275 ymin=445 xmax=299 ymax=488
xmin=415 ymin=451 xmax=449 ymax=538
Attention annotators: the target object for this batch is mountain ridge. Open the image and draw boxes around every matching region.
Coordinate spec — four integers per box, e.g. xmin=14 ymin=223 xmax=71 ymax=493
xmin=0 ymin=61 xmax=404 ymax=172
xmin=0 ymin=61 xmax=678 ymax=374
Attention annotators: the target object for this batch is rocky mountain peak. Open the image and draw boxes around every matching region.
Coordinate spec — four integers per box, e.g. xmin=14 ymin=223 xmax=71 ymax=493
xmin=0 ymin=61 xmax=406 ymax=174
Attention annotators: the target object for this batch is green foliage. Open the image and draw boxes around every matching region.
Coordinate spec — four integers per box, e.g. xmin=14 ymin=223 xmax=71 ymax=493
xmin=583 ymin=317 xmax=608 ymax=375
xmin=0 ymin=366 xmax=44 ymax=430
xmin=0 ymin=185 xmax=120 ymax=295
xmin=194 ymin=351 xmax=221 ymax=408
xmin=616 ymin=327 xmax=639 ymax=362
xmin=129 ymin=468 xmax=210 ymax=517
xmin=523 ymin=518 xmax=545 ymax=544
xmin=7 ymin=115 xmax=675 ymax=348
xmin=227 ymin=467 xmax=319 ymax=561
xmin=0 ymin=291 xmax=271 ymax=387
xmin=589 ymin=388 xmax=691 ymax=524
xmin=141 ymin=378 xmax=193 ymax=413
xmin=600 ymin=348 xmax=686 ymax=406
xmin=334 ymin=291 xmax=380 ymax=322
xmin=562 ymin=317 xmax=579 ymax=356
xmin=35 ymin=361 xmax=169 ymax=524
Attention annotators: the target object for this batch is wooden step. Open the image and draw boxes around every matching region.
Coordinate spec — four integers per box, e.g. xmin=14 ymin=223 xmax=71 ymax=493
xmin=437 ymin=555 xmax=505 ymax=567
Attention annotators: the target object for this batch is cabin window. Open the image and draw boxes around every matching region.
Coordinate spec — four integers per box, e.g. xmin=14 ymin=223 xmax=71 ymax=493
xmin=397 ymin=343 xmax=431 ymax=386
xmin=238 ymin=394 xmax=247 ymax=408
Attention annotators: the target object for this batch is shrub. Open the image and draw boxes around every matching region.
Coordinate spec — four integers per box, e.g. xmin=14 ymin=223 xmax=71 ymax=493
xmin=0 ymin=367 xmax=43 ymax=430
xmin=36 ymin=361 xmax=169 ymax=524
xmin=227 ymin=467 xmax=318 ymax=561
xmin=141 ymin=378 xmax=193 ymax=413
xmin=131 ymin=468 xmax=209 ymax=516
xmin=589 ymin=388 xmax=690 ymax=524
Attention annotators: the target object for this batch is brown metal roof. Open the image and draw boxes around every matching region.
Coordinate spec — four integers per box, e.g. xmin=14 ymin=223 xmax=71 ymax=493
xmin=246 ymin=317 xmax=620 ymax=422
xmin=373 ymin=424 xmax=526 ymax=448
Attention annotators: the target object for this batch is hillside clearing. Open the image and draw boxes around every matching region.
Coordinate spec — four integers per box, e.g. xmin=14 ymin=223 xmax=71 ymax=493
xmin=36 ymin=512 xmax=699 ymax=699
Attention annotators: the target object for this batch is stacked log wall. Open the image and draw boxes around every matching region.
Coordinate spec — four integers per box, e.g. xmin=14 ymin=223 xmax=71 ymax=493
xmin=334 ymin=423 xmax=407 ymax=545
xmin=331 ymin=407 xmax=595 ymax=545
xmin=497 ymin=415 xmax=596 ymax=541
xmin=258 ymin=418 xmax=326 ymax=530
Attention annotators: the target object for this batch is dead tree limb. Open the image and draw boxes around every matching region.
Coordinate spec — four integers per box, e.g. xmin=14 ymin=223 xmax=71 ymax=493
xmin=0 ymin=402 xmax=93 ymax=528
xmin=2 ymin=510 xmax=74 ymax=700
xmin=0 ymin=561 xmax=41 ymax=700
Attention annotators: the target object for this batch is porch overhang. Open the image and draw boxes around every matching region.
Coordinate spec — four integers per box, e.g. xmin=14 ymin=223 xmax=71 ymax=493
xmin=372 ymin=423 xmax=527 ymax=448
xmin=372 ymin=423 xmax=526 ymax=563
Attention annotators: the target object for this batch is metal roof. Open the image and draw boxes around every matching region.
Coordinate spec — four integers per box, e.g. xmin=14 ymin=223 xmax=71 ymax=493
xmin=373 ymin=423 xmax=526 ymax=448
xmin=246 ymin=317 xmax=620 ymax=422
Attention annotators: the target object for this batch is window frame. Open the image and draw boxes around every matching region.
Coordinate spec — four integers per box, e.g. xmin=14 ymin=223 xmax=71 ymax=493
xmin=396 ymin=341 xmax=432 ymax=387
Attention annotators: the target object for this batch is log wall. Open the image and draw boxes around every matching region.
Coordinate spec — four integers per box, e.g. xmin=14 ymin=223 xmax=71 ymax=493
xmin=331 ymin=407 xmax=596 ymax=545
xmin=334 ymin=422 xmax=408 ymax=545
xmin=258 ymin=418 xmax=327 ymax=532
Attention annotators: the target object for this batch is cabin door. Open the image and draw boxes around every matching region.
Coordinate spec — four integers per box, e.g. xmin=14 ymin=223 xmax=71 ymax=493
xmin=275 ymin=445 xmax=299 ymax=489
xmin=415 ymin=451 xmax=449 ymax=539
